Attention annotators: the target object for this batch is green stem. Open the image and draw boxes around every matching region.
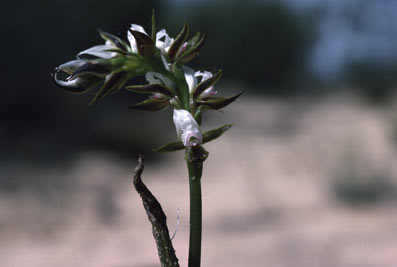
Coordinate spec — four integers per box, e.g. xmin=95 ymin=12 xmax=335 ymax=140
xmin=185 ymin=147 xmax=208 ymax=267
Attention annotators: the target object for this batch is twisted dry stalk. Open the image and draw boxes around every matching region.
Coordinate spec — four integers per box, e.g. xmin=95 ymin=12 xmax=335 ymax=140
xmin=133 ymin=154 xmax=179 ymax=267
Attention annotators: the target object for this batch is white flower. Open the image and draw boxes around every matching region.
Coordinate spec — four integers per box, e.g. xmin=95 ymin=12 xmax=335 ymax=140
xmin=127 ymin=24 xmax=174 ymax=55
xmin=145 ymin=72 xmax=174 ymax=89
xmin=127 ymin=24 xmax=147 ymax=54
xmin=156 ymin=29 xmax=174 ymax=54
xmin=78 ymin=40 xmax=118 ymax=59
xmin=194 ymin=71 xmax=217 ymax=98
xmin=182 ymin=66 xmax=197 ymax=92
xmin=127 ymin=25 xmax=173 ymax=71
xmin=182 ymin=68 xmax=217 ymax=98
xmin=173 ymin=109 xmax=202 ymax=147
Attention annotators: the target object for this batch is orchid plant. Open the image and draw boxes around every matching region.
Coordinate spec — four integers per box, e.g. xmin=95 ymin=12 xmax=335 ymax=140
xmin=53 ymin=12 xmax=241 ymax=267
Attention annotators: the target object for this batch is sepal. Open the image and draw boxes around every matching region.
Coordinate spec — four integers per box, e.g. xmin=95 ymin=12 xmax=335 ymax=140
xmin=192 ymin=69 xmax=222 ymax=99
xmin=202 ymin=124 xmax=233 ymax=144
xmin=103 ymin=48 xmax=129 ymax=56
xmin=98 ymin=29 xmax=128 ymax=51
xmin=153 ymin=140 xmax=185 ymax=152
xmin=128 ymin=30 xmax=155 ymax=57
xmin=196 ymin=92 xmax=243 ymax=110
xmin=129 ymin=98 xmax=170 ymax=111
xmin=53 ymin=73 xmax=101 ymax=94
xmin=69 ymin=60 xmax=110 ymax=80
xmin=177 ymin=31 xmax=207 ymax=64
xmin=90 ymin=72 xmax=127 ymax=105
xmin=57 ymin=60 xmax=86 ymax=75
xmin=153 ymin=124 xmax=232 ymax=153
xmin=168 ymin=23 xmax=189 ymax=61
xmin=126 ymin=84 xmax=173 ymax=97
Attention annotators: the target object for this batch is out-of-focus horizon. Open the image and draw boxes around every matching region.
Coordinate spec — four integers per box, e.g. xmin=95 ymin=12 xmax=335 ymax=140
xmin=1 ymin=0 xmax=397 ymax=266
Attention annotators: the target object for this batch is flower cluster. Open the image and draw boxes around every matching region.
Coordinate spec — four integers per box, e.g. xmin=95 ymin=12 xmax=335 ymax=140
xmin=53 ymin=13 xmax=241 ymax=149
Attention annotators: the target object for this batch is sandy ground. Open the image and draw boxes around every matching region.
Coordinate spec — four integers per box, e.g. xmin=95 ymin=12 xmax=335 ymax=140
xmin=1 ymin=93 xmax=397 ymax=267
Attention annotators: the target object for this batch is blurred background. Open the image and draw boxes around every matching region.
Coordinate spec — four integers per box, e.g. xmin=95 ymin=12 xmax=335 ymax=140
xmin=1 ymin=0 xmax=397 ymax=266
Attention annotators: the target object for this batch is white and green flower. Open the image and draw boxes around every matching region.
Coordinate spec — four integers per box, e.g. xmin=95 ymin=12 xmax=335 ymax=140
xmin=182 ymin=67 xmax=217 ymax=98
xmin=173 ymin=109 xmax=202 ymax=147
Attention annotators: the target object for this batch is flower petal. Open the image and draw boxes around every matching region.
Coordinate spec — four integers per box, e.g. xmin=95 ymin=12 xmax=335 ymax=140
xmin=145 ymin=72 xmax=174 ymax=89
xmin=200 ymin=87 xmax=217 ymax=99
xmin=161 ymin=54 xmax=171 ymax=71
xmin=195 ymin=70 xmax=213 ymax=81
xmin=182 ymin=66 xmax=197 ymax=92
xmin=156 ymin=29 xmax=174 ymax=54
xmin=192 ymin=69 xmax=221 ymax=99
xmin=131 ymin=24 xmax=147 ymax=34
xmin=173 ymin=109 xmax=202 ymax=147
xmin=78 ymin=45 xmax=114 ymax=59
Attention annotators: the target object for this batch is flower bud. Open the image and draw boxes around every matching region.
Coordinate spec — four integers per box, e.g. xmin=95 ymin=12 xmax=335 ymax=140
xmin=173 ymin=109 xmax=202 ymax=147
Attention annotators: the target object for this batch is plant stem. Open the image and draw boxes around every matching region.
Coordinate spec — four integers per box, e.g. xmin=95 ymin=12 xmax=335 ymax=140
xmin=185 ymin=147 xmax=208 ymax=267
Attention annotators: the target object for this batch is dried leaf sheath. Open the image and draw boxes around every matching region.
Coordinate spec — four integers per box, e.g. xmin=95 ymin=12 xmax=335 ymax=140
xmin=133 ymin=155 xmax=180 ymax=267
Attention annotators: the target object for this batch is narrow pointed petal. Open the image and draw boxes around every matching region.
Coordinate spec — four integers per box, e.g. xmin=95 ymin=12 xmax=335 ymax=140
xmin=145 ymin=72 xmax=175 ymax=89
xmin=156 ymin=29 xmax=174 ymax=54
xmin=202 ymin=124 xmax=233 ymax=144
xmin=161 ymin=54 xmax=171 ymax=71
xmin=182 ymin=66 xmax=197 ymax=92
xmin=196 ymin=92 xmax=243 ymax=110
xmin=130 ymin=24 xmax=147 ymax=34
xmin=125 ymin=84 xmax=173 ymax=97
xmin=168 ymin=23 xmax=189 ymax=60
xmin=78 ymin=45 xmax=114 ymax=59
xmin=129 ymin=98 xmax=169 ymax=111
xmin=192 ymin=69 xmax=222 ymax=99
xmin=103 ymin=47 xmax=129 ymax=55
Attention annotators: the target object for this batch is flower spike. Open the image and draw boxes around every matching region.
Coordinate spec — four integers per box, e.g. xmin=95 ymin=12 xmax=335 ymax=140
xmin=54 ymin=14 xmax=242 ymax=267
